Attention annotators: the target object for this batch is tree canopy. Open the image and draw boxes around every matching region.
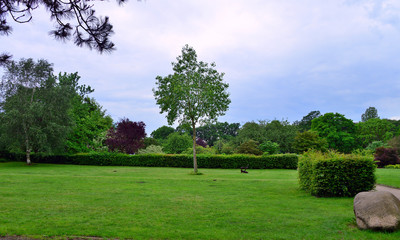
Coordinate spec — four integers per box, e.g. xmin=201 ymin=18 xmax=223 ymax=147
xmin=361 ymin=107 xmax=379 ymax=122
xmin=296 ymin=110 xmax=321 ymax=132
xmin=66 ymin=94 xmax=113 ymax=153
xmin=196 ymin=122 xmax=240 ymax=146
xmin=0 ymin=59 xmax=77 ymax=163
xmin=151 ymin=125 xmax=175 ymax=140
xmin=356 ymin=118 xmax=394 ymax=148
xmin=105 ymin=118 xmax=146 ymax=154
xmin=311 ymin=113 xmax=357 ymax=153
xmin=153 ymin=44 xmax=230 ymax=173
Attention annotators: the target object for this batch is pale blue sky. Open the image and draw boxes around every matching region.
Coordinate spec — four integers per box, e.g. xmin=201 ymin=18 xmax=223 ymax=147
xmin=2 ymin=0 xmax=400 ymax=133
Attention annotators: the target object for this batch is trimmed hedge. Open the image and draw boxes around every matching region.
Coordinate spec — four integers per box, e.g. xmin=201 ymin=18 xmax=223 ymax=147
xmin=0 ymin=152 xmax=298 ymax=169
xmin=385 ymin=164 xmax=400 ymax=169
xmin=298 ymin=151 xmax=376 ymax=197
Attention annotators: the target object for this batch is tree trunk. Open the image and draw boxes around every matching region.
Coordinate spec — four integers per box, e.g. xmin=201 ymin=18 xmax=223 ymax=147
xmin=23 ymin=122 xmax=31 ymax=165
xmin=192 ymin=123 xmax=197 ymax=173
xmin=26 ymin=148 xmax=31 ymax=165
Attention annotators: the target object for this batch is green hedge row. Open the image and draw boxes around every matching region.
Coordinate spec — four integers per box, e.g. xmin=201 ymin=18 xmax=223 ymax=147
xmin=298 ymin=151 xmax=376 ymax=197
xmin=385 ymin=164 xmax=400 ymax=169
xmin=1 ymin=152 xmax=298 ymax=169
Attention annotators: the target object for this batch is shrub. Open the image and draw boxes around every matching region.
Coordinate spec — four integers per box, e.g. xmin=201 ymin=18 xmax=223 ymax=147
xmin=351 ymin=148 xmax=374 ymax=157
xmin=163 ymin=133 xmax=192 ymax=154
xmin=259 ymin=141 xmax=280 ymax=154
xmin=293 ymin=131 xmax=328 ymax=153
xmin=236 ymin=140 xmax=262 ymax=155
xmin=182 ymin=146 xmax=215 ymax=155
xmin=105 ymin=118 xmax=146 ymax=154
xmin=388 ymin=136 xmax=400 ymax=153
xmin=137 ymin=145 xmax=164 ymax=154
xmin=142 ymin=137 xmax=159 ymax=148
xmin=196 ymin=138 xmax=207 ymax=148
xmin=365 ymin=141 xmax=388 ymax=151
xmin=298 ymin=151 xmax=376 ymax=197
xmin=385 ymin=164 xmax=400 ymax=169
xmin=374 ymin=147 xmax=400 ymax=168
xmin=221 ymin=142 xmax=235 ymax=155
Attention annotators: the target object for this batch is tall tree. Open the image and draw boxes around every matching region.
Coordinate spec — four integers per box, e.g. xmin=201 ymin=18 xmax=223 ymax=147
xmin=0 ymin=59 xmax=76 ymax=164
xmin=356 ymin=118 xmax=394 ymax=148
xmin=196 ymin=122 xmax=240 ymax=146
xmin=0 ymin=0 xmax=137 ymax=65
xmin=361 ymin=107 xmax=379 ymax=122
xmin=105 ymin=118 xmax=146 ymax=154
xmin=293 ymin=130 xmax=328 ymax=153
xmin=67 ymin=94 xmax=113 ymax=153
xmin=151 ymin=125 xmax=175 ymax=140
xmin=296 ymin=110 xmax=321 ymax=132
xmin=154 ymin=44 xmax=230 ymax=173
xmin=311 ymin=113 xmax=358 ymax=153
xmin=236 ymin=122 xmax=265 ymax=144
xmin=264 ymin=120 xmax=299 ymax=153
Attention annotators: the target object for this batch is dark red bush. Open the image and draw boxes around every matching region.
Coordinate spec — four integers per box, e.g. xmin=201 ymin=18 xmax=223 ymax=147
xmin=374 ymin=147 xmax=400 ymax=168
xmin=105 ymin=118 xmax=146 ymax=154
xmin=196 ymin=137 xmax=207 ymax=148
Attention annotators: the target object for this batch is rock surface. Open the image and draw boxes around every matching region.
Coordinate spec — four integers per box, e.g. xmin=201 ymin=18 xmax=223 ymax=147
xmin=354 ymin=191 xmax=400 ymax=231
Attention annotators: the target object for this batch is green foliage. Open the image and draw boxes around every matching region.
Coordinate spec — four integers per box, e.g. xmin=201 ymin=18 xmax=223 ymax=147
xmin=385 ymin=164 xmax=400 ymax=169
xmin=365 ymin=141 xmax=389 ymax=151
xmin=236 ymin=120 xmax=298 ymax=153
xmin=150 ymin=126 xmax=175 ymax=140
xmin=182 ymin=146 xmax=216 ymax=155
xmin=236 ymin=139 xmax=263 ymax=155
xmin=153 ymin=44 xmax=230 ymax=173
xmin=259 ymin=141 xmax=280 ymax=154
xmin=137 ymin=145 xmax=164 ymax=154
xmin=142 ymin=137 xmax=159 ymax=148
xmin=298 ymin=151 xmax=376 ymax=197
xmin=361 ymin=106 xmax=379 ymax=122
xmin=388 ymin=135 xmax=400 ymax=153
xmin=0 ymin=59 xmax=77 ymax=163
xmin=196 ymin=122 xmax=240 ymax=146
xmin=293 ymin=131 xmax=328 ymax=153
xmin=163 ymin=132 xmax=192 ymax=154
xmin=296 ymin=110 xmax=321 ymax=132
xmin=214 ymin=140 xmax=236 ymax=155
xmin=1 ymin=151 xmax=298 ymax=169
xmin=264 ymin=120 xmax=299 ymax=153
xmin=153 ymin=45 xmax=230 ymax=127
xmin=356 ymin=118 xmax=394 ymax=148
xmin=311 ymin=113 xmax=358 ymax=153
xmin=66 ymin=95 xmax=113 ymax=153
xmin=352 ymin=148 xmax=374 ymax=157
xmin=236 ymin=122 xmax=265 ymax=144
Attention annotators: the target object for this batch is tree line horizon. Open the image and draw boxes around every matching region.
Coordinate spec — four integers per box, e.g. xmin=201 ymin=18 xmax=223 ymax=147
xmin=1 ymin=55 xmax=399 ymax=172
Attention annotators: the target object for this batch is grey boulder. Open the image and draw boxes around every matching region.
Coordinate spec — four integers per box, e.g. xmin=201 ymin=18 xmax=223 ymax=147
xmin=354 ymin=191 xmax=400 ymax=231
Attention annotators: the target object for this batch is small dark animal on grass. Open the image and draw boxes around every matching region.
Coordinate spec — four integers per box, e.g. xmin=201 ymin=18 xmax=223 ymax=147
xmin=241 ymin=165 xmax=248 ymax=173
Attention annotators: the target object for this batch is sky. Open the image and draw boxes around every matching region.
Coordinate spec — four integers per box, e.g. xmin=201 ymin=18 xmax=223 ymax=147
xmin=2 ymin=0 xmax=400 ymax=134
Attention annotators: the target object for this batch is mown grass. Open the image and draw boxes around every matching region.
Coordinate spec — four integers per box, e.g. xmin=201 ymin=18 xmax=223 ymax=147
xmin=0 ymin=162 xmax=399 ymax=239
xmin=376 ymin=168 xmax=400 ymax=188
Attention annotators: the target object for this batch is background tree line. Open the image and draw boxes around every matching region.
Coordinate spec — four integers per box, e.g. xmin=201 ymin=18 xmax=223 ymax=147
xmin=141 ymin=107 xmax=400 ymax=157
xmin=2 ymin=59 xmax=400 ymax=165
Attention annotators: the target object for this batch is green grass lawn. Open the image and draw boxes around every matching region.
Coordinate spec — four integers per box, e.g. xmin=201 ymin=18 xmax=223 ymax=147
xmin=0 ymin=162 xmax=399 ymax=240
xmin=376 ymin=168 xmax=400 ymax=188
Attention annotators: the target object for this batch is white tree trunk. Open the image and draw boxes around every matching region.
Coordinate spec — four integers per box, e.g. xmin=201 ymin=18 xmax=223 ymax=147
xmin=192 ymin=124 xmax=197 ymax=173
